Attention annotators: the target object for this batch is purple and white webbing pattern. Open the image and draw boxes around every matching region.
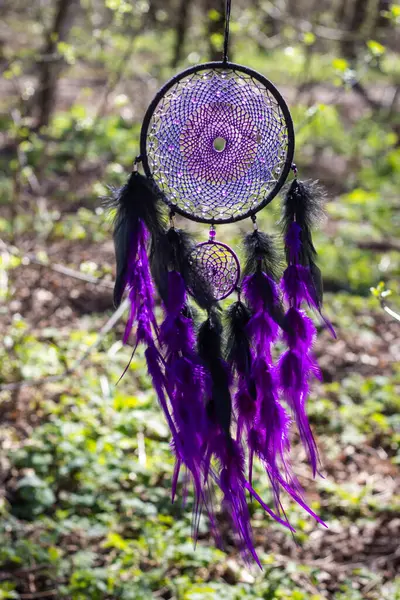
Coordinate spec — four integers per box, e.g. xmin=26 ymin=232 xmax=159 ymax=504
xmin=145 ymin=66 xmax=290 ymax=222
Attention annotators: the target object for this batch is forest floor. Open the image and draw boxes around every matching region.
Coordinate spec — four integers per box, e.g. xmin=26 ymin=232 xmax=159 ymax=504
xmin=1 ymin=35 xmax=400 ymax=600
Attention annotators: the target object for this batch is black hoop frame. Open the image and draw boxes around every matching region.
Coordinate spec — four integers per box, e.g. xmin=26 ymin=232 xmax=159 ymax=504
xmin=139 ymin=61 xmax=295 ymax=225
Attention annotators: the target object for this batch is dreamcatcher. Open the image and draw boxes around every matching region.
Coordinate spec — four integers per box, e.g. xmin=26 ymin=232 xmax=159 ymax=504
xmin=108 ymin=0 xmax=335 ymax=564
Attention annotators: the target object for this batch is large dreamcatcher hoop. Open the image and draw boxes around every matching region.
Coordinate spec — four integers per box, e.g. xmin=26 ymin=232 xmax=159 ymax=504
xmin=140 ymin=62 xmax=295 ymax=224
xmin=106 ymin=0 xmax=335 ymax=566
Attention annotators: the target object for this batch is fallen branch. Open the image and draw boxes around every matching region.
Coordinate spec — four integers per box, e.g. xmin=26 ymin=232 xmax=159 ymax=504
xmin=0 ymin=240 xmax=114 ymax=289
xmin=20 ymin=592 xmax=57 ymax=599
xmin=357 ymin=239 xmax=400 ymax=252
xmin=380 ymin=300 xmax=400 ymax=323
xmin=0 ymin=299 xmax=129 ymax=392
xmin=352 ymin=80 xmax=382 ymax=111
xmin=0 ymin=564 xmax=51 ymax=580
xmin=371 ymin=283 xmax=400 ymax=323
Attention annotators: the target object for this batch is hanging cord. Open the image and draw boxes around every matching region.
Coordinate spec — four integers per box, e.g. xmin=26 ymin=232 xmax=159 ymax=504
xmin=223 ymin=0 xmax=232 ymax=63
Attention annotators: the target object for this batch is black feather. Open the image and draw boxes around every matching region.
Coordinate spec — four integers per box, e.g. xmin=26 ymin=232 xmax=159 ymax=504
xmin=310 ymin=260 xmax=323 ymax=307
xmin=198 ymin=310 xmax=231 ymax=436
xmin=225 ymin=300 xmax=257 ymax=401
xmin=243 ymin=230 xmax=282 ymax=281
xmin=107 ymin=172 xmax=166 ymax=307
xmin=151 ymin=227 xmax=217 ymax=311
xmin=225 ymin=301 xmax=252 ymax=377
xmin=282 ymin=179 xmax=326 ymax=235
xmin=282 ymin=178 xmax=326 ymax=305
xmin=182 ymin=302 xmax=200 ymax=325
xmin=150 ymin=227 xmax=189 ymax=305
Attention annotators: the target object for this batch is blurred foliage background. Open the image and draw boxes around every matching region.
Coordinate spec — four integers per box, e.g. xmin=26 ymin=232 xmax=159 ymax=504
xmin=0 ymin=0 xmax=399 ymax=598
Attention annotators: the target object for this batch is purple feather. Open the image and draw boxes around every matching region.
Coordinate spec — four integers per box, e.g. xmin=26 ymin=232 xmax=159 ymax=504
xmin=279 ymin=216 xmax=335 ymax=476
xmin=242 ymin=270 xmax=318 ymax=521
xmin=209 ymin=434 xmax=294 ymax=566
xmin=218 ymin=439 xmax=261 ymax=566
xmin=285 ymin=220 xmax=303 ymax=263
xmin=123 ymin=221 xmax=158 ymax=344
xmin=254 ymin=360 xmax=290 ymax=464
xmin=243 ymin=271 xmax=280 ymax=314
xmin=118 ymin=226 xmax=207 ymax=513
xmin=284 ymin=222 xmax=336 ymax=337
xmin=282 ymin=264 xmax=320 ymax=311
xmin=243 ymin=273 xmax=280 ymax=359
xmin=250 ymin=358 xmax=301 ymax=510
xmin=279 ymin=349 xmax=319 ymax=476
xmin=234 ymin=377 xmax=257 ymax=441
xmin=247 ymin=312 xmax=277 ymax=361
xmin=160 ymin=271 xmax=208 ymax=511
xmin=145 ymin=344 xmax=181 ymax=455
xmin=282 ymin=307 xmax=315 ymax=349
xmin=118 ymin=220 xmax=181 ymax=456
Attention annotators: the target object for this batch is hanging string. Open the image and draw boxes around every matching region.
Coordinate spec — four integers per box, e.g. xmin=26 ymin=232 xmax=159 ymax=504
xmin=223 ymin=0 xmax=232 ymax=63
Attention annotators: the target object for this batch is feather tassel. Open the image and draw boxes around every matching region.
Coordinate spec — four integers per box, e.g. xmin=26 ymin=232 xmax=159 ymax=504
xmin=242 ymin=229 xmax=323 ymax=524
xmin=241 ymin=233 xmax=289 ymax=488
xmin=225 ymin=300 xmax=257 ymax=447
xmin=109 ymin=171 xmax=166 ymax=308
xmin=160 ymin=271 xmax=208 ymax=511
xmin=279 ymin=177 xmax=335 ymax=476
xmin=282 ymin=179 xmax=335 ymax=336
xmin=198 ymin=310 xmax=232 ymax=436
xmin=108 ymin=171 xmax=186 ymax=479
xmin=243 ymin=271 xmax=294 ymax=498
xmin=198 ymin=309 xmax=291 ymax=563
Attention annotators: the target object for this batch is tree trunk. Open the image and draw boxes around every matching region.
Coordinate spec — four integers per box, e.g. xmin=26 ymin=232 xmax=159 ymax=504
xmin=340 ymin=0 xmax=369 ymax=60
xmin=377 ymin=0 xmax=391 ymax=29
xmin=35 ymin=0 xmax=79 ymax=129
xmin=171 ymin=0 xmax=192 ymax=67
xmin=335 ymin=0 xmax=350 ymax=26
xmin=204 ymin=0 xmax=226 ymax=62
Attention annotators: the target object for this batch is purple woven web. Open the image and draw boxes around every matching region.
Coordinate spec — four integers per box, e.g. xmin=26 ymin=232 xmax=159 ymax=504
xmin=146 ymin=67 xmax=289 ymax=222
xmin=188 ymin=241 xmax=240 ymax=300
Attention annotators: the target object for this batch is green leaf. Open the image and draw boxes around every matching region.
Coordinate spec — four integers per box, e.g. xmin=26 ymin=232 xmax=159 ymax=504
xmin=391 ymin=4 xmax=400 ymax=18
xmin=303 ymin=32 xmax=316 ymax=46
xmin=48 ymin=546 xmax=62 ymax=562
xmin=208 ymin=9 xmax=221 ymax=21
xmin=103 ymin=532 xmax=130 ymax=551
xmin=367 ymin=40 xmax=386 ymax=56
xmin=210 ymin=32 xmax=224 ymax=51
xmin=332 ymin=57 xmax=349 ymax=72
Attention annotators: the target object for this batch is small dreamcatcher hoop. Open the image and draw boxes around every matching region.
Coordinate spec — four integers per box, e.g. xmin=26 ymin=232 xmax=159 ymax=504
xmin=187 ymin=238 xmax=240 ymax=300
xmin=107 ymin=0 xmax=335 ymax=566
xmin=140 ymin=62 xmax=295 ymax=224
